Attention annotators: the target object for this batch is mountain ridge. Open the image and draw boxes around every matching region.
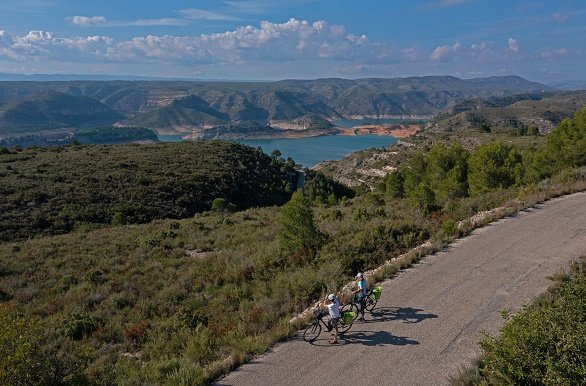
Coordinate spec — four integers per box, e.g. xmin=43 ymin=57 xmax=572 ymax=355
xmin=0 ymin=75 xmax=551 ymax=137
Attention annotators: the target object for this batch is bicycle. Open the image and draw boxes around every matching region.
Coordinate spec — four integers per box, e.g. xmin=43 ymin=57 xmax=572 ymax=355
xmin=302 ymin=308 xmax=356 ymax=342
xmin=340 ymin=286 xmax=382 ymax=320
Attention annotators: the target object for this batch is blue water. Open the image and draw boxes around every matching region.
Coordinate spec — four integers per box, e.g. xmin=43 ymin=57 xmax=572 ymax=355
xmin=157 ymin=134 xmax=187 ymax=142
xmin=237 ymin=135 xmax=396 ymax=167
xmin=157 ymin=134 xmax=396 ymax=167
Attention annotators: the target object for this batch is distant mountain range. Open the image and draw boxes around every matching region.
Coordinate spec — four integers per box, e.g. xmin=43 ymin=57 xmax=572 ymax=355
xmin=0 ymin=75 xmax=553 ymax=138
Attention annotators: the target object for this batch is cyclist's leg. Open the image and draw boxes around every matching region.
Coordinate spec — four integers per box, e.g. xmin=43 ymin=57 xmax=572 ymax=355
xmin=358 ymin=294 xmax=366 ymax=319
xmin=330 ymin=317 xmax=339 ymax=343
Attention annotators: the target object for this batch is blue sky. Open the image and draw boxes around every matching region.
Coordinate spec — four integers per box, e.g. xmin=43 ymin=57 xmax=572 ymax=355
xmin=0 ymin=0 xmax=584 ymax=82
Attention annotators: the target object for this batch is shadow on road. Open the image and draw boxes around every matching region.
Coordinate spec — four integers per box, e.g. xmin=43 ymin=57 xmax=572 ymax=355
xmin=343 ymin=330 xmax=419 ymax=347
xmin=307 ymin=330 xmax=419 ymax=347
xmin=369 ymin=307 xmax=438 ymax=324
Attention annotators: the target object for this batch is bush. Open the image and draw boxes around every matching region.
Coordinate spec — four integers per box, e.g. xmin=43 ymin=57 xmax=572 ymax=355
xmin=62 ymin=312 xmax=100 ymax=340
xmin=0 ymin=306 xmax=49 ymax=385
xmin=478 ymin=258 xmax=586 ymax=385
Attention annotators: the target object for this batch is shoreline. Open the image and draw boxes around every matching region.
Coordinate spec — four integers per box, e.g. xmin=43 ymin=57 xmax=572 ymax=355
xmin=157 ymin=124 xmax=420 ymax=141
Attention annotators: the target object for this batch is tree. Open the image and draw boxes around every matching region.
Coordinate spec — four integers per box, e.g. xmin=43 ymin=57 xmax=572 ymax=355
xmin=385 ymin=170 xmax=405 ymax=198
xmin=468 ymin=142 xmax=522 ymax=196
xmin=210 ymin=198 xmax=236 ymax=213
xmin=425 ymin=143 xmax=469 ymax=204
xmin=279 ymin=191 xmax=323 ymax=260
xmin=402 ymin=150 xmax=427 ymax=195
xmin=541 ymin=107 xmax=586 ymax=173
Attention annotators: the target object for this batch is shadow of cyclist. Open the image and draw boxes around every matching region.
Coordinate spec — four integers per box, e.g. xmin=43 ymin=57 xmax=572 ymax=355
xmin=342 ymin=330 xmax=420 ymax=347
xmin=369 ymin=307 xmax=438 ymax=324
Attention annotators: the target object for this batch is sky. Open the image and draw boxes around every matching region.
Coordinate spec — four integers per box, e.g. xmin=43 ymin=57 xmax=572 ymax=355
xmin=0 ymin=0 xmax=584 ymax=83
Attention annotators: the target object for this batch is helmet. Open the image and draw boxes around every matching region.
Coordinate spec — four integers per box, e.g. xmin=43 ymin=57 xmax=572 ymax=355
xmin=356 ymin=272 xmax=363 ymax=279
xmin=327 ymin=293 xmax=335 ymax=301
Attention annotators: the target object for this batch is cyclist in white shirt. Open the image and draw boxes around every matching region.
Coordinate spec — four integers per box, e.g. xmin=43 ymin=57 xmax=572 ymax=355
xmin=323 ymin=293 xmax=340 ymax=344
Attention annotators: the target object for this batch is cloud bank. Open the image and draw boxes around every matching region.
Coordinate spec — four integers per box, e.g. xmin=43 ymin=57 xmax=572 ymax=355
xmin=0 ymin=19 xmax=387 ymax=65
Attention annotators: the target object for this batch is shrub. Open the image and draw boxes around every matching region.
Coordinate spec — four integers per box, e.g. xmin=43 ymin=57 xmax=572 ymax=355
xmin=124 ymin=320 xmax=150 ymax=344
xmin=0 ymin=306 xmax=49 ymax=385
xmin=478 ymin=258 xmax=586 ymax=385
xmin=62 ymin=312 xmax=100 ymax=340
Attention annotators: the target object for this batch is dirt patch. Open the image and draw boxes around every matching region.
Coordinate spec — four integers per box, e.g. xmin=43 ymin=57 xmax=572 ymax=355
xmin=338 ymin=124 xmax=420 ymax=138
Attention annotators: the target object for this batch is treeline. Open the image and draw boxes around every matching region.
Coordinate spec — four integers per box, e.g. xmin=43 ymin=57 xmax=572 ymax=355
xmin=0 ymin=140 xmax=299 ymax=241
xmin=381 ymin=107 xmax=586 ymax=212
xmin=0 ymin=127 xmax=158 ymax=148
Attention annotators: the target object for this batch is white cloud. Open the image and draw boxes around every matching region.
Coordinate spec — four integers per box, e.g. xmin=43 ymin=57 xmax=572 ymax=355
xmin=68 ymin=16 xmax=107 ymax=26
xmin=402 ymin=47 xmax=420 ymax=61
xmin=508 ymin=38 xmax=519 ymax=53
xmin=552 ymin=12 xmax=570 ymax=22
xmin=430 ymin=42 xmax=460 ymax=60
xmin=421 ymin=0 xmax=475 ymax=9
xmin=0 ymin=19 xmax=391 ymax=67
xmin=121 ymin=18 xmax=188 ymax=27
xmin=470 ymin=41 xmax=495 ymax=60
xmin=180 ymin=8 xmax=239 ymax=21
xmin=540 ymin=48 xmax=569 ymax=59
xmin=68 ymin=15 xmax=186 ymax=28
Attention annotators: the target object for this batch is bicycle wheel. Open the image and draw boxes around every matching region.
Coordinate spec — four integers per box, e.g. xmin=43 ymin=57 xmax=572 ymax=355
xmin=365 ymin=294 xmax=377 ymax=311
xmin=302 ymin=322 xmax=321 ymax=342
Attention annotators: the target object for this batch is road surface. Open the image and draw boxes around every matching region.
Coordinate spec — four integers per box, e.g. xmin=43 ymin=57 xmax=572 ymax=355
xmin=217 ymin=192 xmax=586 ymax=385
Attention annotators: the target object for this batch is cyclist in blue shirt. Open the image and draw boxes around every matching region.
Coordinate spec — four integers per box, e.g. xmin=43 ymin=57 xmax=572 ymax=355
xmin=353 ymin=272 xmax=368 ymax=321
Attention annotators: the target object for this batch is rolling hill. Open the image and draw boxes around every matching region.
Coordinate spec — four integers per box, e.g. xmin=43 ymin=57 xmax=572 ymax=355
xmin=0 ymin=141 xmax=298 ymax=241
xmin=0 ymin=76 xmax=552 ymax=136
xmin=0 ymin=91 xmax=123 ymax=136
xmin=427 ymin=90 xmax=586 ymax=134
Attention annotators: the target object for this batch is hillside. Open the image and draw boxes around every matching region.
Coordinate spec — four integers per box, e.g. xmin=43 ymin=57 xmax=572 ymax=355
xmin=317 ymin=94 xmax=586 ymax=188
xmin=0 ymin=91 xmax=123 ymax=136
xmin=427 ymin=90 xmax=586 ymax=134
xmin=0 ymin=127 xmax=159 ymax=148
xmin=0 ymin=76 xmax=550 ymax=136
xmin=0 ymin=141 xmax=298 ymax=241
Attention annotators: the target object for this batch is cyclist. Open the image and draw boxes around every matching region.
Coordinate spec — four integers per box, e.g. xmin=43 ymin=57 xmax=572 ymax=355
xmin=323 ymin=293 xmax=340 ymax=344
xmin=353 ymin=272 xmax=368 ymax=321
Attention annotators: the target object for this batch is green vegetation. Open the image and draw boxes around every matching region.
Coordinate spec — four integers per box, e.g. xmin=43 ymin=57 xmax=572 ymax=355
xmin=0 ymin=127 xmax=158 ymax=148
xmin=0 ymin=108 xmax=584 ymax=384
xmin=0 ymin=140 xmax=298 ymax=241
xmin=382 ymin=107 xmax=585 ymax=212
xmin=428 ymin=91 xmax=586 ymax=135
xmin=280 ymin=191 xmax=324 ymax=259
xmin=453 ymin=256 xmax=586 ymax=385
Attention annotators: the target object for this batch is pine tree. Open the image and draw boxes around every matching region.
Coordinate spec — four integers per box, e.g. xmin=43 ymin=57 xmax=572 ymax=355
xmin=279 ymin=190 xmax=323 ymax=259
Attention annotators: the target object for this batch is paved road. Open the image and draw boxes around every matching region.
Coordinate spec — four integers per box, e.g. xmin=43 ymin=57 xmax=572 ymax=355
xmin=217 ymin=192 xmax=586 ymax=386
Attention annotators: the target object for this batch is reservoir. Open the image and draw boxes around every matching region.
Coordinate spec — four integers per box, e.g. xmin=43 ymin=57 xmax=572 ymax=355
xmin=238 ymin=135 xmax=397 ymax=167
xmin=158 ymin=134 xmax=397 ymax=167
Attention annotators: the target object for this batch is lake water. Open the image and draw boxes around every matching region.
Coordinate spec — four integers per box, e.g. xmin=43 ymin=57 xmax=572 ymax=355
xmin=158 ymin=134 xmax=397 ymax=167
xmin=238 ymin=135 xmax=397 ymax=167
